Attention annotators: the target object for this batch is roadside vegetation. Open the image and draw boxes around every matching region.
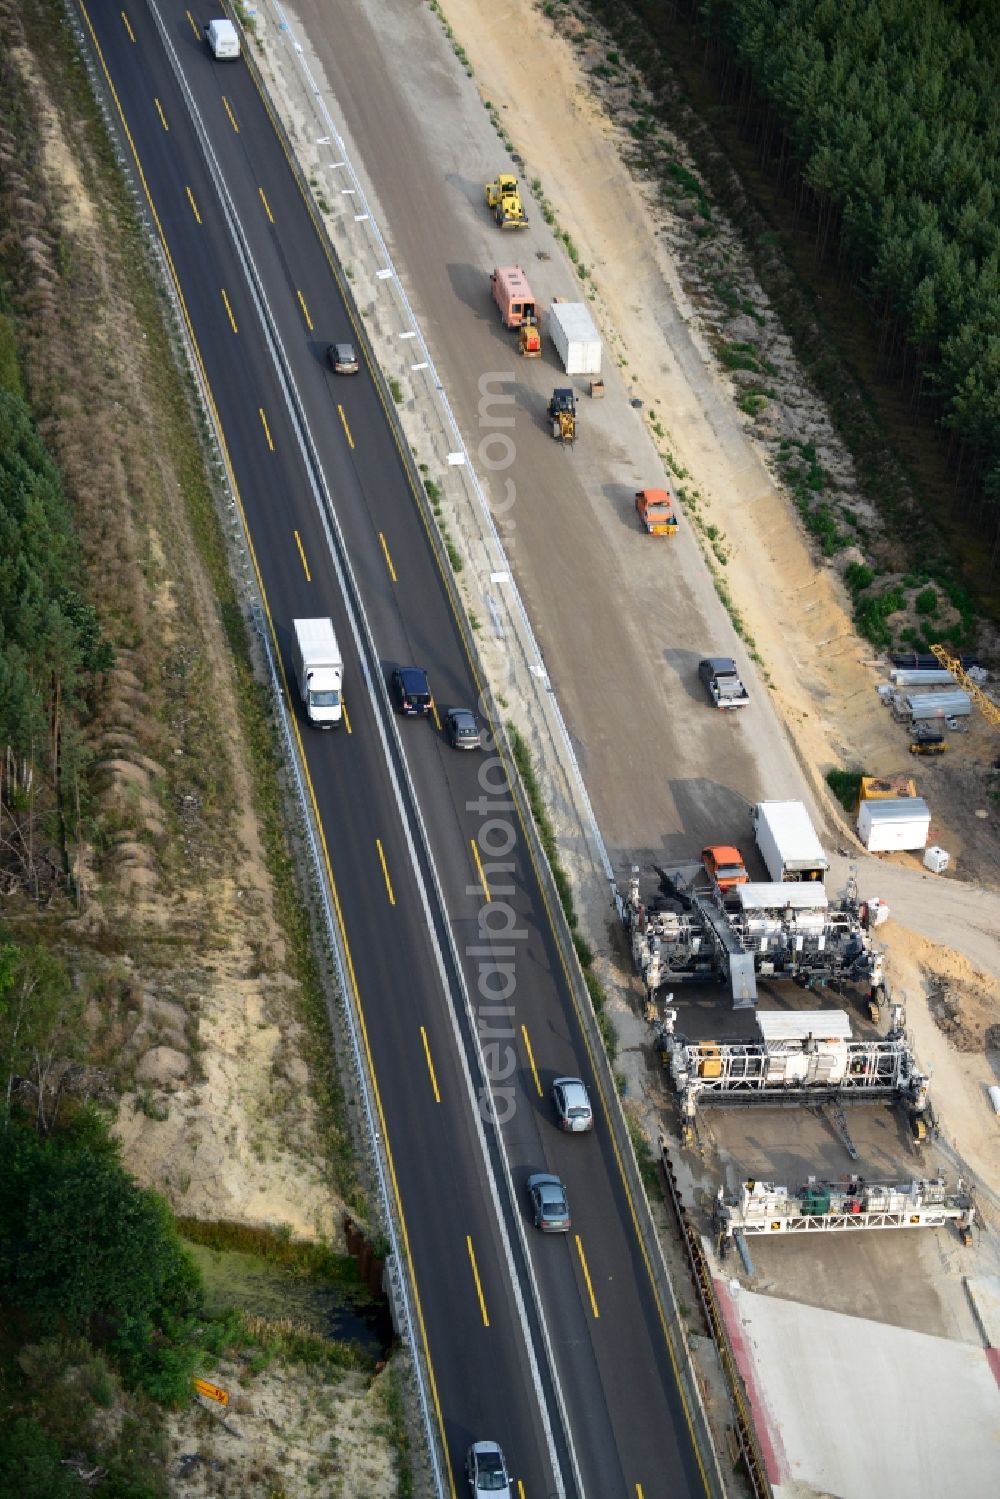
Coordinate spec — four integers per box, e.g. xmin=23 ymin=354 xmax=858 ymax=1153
xmin=0 ymin=1 xmax=399 ymax=1492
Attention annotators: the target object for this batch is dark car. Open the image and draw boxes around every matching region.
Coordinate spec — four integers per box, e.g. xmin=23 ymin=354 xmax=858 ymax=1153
xmin=446 ymin=707 xmax=480 ymax=749
xmin=391 ymin=666 xmax=433 ymax=716
xmin=526 ymin=1172 xmax=571 ymax=1233
xmin=465 ymin=1440 xmax=511 ymax=1497
xmin=698 ymin=655 xmax=750 ymax=709
xmin=328 ymin=341 xmax=359 ymax=375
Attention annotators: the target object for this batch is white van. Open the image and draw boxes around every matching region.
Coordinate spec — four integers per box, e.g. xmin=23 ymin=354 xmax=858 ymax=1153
xmin=205 ymin=18 xmax=240 ymax=60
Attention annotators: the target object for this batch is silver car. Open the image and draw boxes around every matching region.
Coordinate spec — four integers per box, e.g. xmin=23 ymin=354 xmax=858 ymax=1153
xmin=466 ymin=1439 xmax=511 ymax=1497
xmin=527 ymin=1172 xmax=571 ymax=1233
xmin=552 ymin=1076 xmax=593 ymax=1133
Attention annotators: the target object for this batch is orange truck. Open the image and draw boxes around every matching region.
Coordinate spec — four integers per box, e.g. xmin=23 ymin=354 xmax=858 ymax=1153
xmin=635 ymin=488 xmax=678 ymax=536
xmin=702 ymin=845 xmax=749 ymax=893
xmin=491 ymin=266 xmax=538 ymax=329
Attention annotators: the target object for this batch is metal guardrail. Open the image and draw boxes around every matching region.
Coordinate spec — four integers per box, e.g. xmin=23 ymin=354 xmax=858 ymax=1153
xmin=661 ymin=1147 xmax=772 ymax=1499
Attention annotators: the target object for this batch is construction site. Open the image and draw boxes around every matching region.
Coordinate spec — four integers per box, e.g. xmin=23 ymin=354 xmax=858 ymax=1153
xmin=611 ymin=793 xmax=999 ymax=1498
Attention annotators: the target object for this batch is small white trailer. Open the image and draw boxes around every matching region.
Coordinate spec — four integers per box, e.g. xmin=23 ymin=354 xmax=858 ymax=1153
xmin=547 ymin=302 xmax=601 ymax=375
xmin=857 ymin=797 xmax=931 ymax=853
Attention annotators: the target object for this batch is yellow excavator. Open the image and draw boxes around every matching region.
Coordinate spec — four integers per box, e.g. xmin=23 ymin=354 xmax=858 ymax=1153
xmin=484 ymin=173 xmax=529 ymax=229
xmin=547 ymin=388 xmax=576 ymax=443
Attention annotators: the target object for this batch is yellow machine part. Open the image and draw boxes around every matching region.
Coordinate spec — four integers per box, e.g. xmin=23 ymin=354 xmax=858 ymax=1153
xmin=519 ymin=321 xmax=541 ymax=356
xmin=860 ymin=775 xmax=917 ymax=801
xmin=698 ymin=1046 xmax=723 ymax=1079
xmin=930 ymin=643 xmax=1000 ymax=728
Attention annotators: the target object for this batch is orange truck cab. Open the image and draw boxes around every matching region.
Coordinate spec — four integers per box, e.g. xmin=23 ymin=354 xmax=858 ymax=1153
xmin=491 ymin=266 xmax=538 ymax=328
xmin=635 ymin=488 xmax=678 ymax=535
xmin=702 ymin=845 xmax=749 ymax=892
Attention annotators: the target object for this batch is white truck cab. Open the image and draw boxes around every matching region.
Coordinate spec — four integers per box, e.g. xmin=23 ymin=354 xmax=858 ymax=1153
xmin=205 ymin=18 xmax=240 ymax=60
xmin=293 ymin=619 xmax=343 ymax=728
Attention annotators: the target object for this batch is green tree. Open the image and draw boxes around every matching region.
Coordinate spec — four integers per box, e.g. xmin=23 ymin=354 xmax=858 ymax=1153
xmin=0 ymin=1123 xmax=202 ymax=1403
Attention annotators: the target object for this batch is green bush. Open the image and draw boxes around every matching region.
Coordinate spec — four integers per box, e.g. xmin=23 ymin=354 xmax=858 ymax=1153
xmin=845 ymin=561 xmax=874 ymax=593
xmin=0 ymin=1417 xmax=78 ymax=1499
xmin=855 ymin=585 xmax=905 ymax=647
xmin=915 ymin=586 xmax=938 ymax=615
xmin=826 ymin=767 xmax=865 ymax=811
xmin=0 ymin=1118 xmax=202 ymax=1404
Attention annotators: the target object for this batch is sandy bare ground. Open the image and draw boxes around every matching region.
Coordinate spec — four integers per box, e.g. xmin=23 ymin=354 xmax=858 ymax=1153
xmin=163 ymin=1356 xmax=399 ymax=1499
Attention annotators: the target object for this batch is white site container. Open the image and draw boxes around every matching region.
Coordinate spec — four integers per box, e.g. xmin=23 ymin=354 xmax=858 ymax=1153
xmin=923 ymin=845 xmax=950 ymax=874
xmin=889 ymin=668 xmax=956 ymax=687
xmin=547 ymin=302 xmax=602 ymax=375
xmin=904 ymin=689 xmax=971 ymax=720
xmin=857 ymin=796 xmax=931 ymax=853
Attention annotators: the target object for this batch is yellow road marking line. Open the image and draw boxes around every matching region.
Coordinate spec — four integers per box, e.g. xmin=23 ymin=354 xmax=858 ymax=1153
xmin=420 ymin=1026 xmax=441 ymax=1103
xmin=222 ymin=95 xmax=239 ymax=132
xmin=517 ymin=1484 xmax=526 ymax=1499
xmin=470 ymin=839 xmax=492 ymax=903
xmin=575 ymin=1235 xmax=600 ymax=1319
xmin=636 ymin=1486 xmax=645 ymax=1498
xmin=154 ymin=98 xmax=168 ymax=131
xmin=258 ymin=186 xmax=274 ymax=224
xmin=185 ymin=186 xmax=202 ymax=224
xmin=221 ymin=288 xmax=238 ymax=332
xmin=184 ymin=8 xmax=199 ymax=37
xmin=342 ymin=702 xmax=352 ymax=734
xmin=337 ymin=402 xmax=354 ymax=449
xmin=375 ymin=839 xmax=395 ymax=905
xmin=521 ymin=1024 xmax=542 ymax=1097
xmin=297 ymin=289 xmax=314 ymax=331
xmin=121 ymin=11 xmax=135 ymax=43
xmin=258 ymin=408 xmax=274 ymax=451
xmin=431 ymin=701 xmax=441 ymax=731
xmin=466 ymin=1236 xmax=490 ymax=1327
xmin=294 ymin=529 xmax=311 ymax=581
xmin=76 ymin=20 xmax=456 ymax=1493
xmin=378 ymin=531 xmax=396 ymax=582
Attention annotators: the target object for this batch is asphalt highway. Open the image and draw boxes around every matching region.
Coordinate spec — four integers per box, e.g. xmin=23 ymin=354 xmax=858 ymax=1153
xmin=79 ymin=4 xmax=711 ymax=1495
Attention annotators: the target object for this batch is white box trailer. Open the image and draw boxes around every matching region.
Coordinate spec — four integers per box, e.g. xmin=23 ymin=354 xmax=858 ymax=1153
xmin=205 ymin=18 xmax=240 ymax=59
xmin=857 ymin=796 xmax=930 ymax=853
xmin=292 ymin=618 xmax=343 ymax=727
xmin=752 ymin=800 xmax=829 ymax=883
xmin=547 ymin=302 xmax=601 ymax=375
